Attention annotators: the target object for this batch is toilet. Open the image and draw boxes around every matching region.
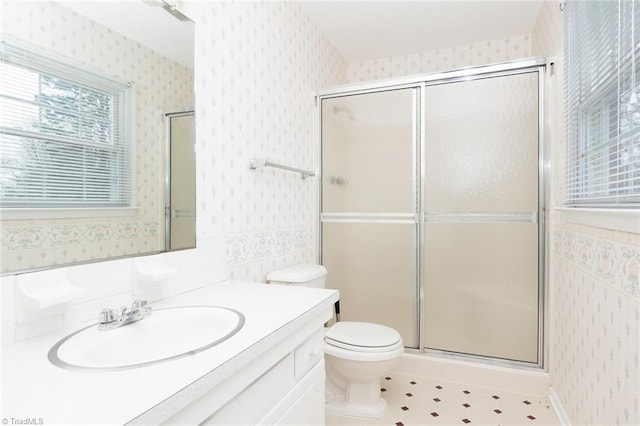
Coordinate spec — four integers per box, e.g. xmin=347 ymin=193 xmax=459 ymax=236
xmin=266 ymin=264 xmax=404 ymax=418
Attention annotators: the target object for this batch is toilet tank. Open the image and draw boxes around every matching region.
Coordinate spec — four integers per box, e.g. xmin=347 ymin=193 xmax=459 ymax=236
xmin=266 ymin=264 xmax=327 ymax=288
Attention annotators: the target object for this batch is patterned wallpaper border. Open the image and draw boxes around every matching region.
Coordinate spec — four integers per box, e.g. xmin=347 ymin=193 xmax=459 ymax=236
xmin=226 ymin=226 xmax=312 ymax=266
xmin=2 ymin=221 xmax=158 ymax=251
xmin=1 ymin=221 xmax=160 ymax=272
xmin=553 ymin=228 xmax=640 ymax=300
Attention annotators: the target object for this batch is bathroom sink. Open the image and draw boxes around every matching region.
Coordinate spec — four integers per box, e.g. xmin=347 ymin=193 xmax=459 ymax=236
xmin=48 ymin=306 xmax=245 ymax=371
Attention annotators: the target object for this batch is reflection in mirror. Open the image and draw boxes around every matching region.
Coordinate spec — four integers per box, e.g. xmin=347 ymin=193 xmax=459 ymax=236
xmin=165 ymin=111 xmax=196 ymax=251
xmin=0 ymin=1 xmax=194 ymax=273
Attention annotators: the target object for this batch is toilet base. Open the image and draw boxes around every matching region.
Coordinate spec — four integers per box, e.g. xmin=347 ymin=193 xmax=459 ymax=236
xmin=325 ymin=397 xmax=387 ymax=419
xmin=325 ymin=392 xmax=387 ymax=418
xmin=325 ymin=374 xmax=388 ymax=419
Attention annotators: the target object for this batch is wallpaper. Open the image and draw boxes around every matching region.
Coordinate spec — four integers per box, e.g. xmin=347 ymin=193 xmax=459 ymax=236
xmin=0 ymin=1 xmax=194 ymax=272
xmin=532 ymin=1 xmax=640 ymax=424
xmin=347 ymin=34 xmax=531 ymax=83
xmin=552 ymin=227 xmax=639 ymax=425
xmin=190 ymin=1 xmax=347 ymax=282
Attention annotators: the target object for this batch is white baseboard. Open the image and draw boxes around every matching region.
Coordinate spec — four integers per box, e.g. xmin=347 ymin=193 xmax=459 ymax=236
xmin=391 ymin=353 xmax=572 ymax=424
xmin=392 ymin=353 xmax=550 ymax=396
xmin=548 ymin=387 xmax=572 ymax=425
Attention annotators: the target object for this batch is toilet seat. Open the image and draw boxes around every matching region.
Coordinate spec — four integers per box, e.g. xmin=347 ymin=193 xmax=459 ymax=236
xmin=325 ymin=322 xmax=403 ymax=353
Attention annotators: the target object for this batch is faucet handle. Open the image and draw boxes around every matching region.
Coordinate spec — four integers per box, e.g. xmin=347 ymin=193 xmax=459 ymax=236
xmin=131 ymin=299 xmax=147 ymax=312
xmin=131 ymin=299 xmax=148 ymax=310
xmin=99 ymin=308 xmax=115 ymax=323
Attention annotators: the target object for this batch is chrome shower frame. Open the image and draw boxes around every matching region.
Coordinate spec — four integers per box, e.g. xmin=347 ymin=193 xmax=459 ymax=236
xmin=316 ymin=57 xmax=549 ymax=371
xmin=164 ymin=109 xmax=195 ymax=252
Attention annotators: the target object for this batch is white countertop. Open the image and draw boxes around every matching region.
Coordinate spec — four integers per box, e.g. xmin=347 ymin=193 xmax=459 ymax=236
xmin=1 ymin=281 xmax=339 ymax=425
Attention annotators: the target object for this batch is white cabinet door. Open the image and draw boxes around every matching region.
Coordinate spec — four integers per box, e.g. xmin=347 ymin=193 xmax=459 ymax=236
xmin=203 ymin=354 xmax=294 ymax=425
xmin=261 ymin=361 xmax=325 ymax=426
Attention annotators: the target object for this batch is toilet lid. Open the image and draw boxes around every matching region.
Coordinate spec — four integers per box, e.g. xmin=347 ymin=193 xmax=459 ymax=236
xmin=325 ymin=322 xmax=403 ymax=352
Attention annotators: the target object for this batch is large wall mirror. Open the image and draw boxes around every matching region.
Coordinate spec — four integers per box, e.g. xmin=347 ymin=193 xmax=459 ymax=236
xmin=0 ymin=1 xmax=195 ymax=274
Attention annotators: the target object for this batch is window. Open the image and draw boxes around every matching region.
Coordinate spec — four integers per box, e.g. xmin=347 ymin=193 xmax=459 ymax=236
xmin=0 ymin=40 xmax=133 ymax=210
xmin=564 ymin=0 xmax=640 ymax=207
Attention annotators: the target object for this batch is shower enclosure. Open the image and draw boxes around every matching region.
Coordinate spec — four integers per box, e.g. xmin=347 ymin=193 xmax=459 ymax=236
xmin=319 ymin=59 xmax=546 ymax=366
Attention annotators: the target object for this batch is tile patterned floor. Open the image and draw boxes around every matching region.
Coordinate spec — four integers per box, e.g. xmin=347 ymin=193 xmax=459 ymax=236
xmin=326 ymin=372 xmax=560 ymax=426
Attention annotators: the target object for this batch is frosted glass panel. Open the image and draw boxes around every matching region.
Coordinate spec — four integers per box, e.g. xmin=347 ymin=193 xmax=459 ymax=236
xmin=321 ymin=88 xmax=418 ymax=349
xmin=423 ymin=223 xmax=538 ymax=363
xmin=322 ymin=90 xmax=415 ymax=213
xmin=322 ymin=223 xmax=418 ymax=348
xmin=422 ymin=71 xmax=540 ymax=363
xmin=169 ymin=114 xmax=195 ymax=250
xmin=424 ymin=72 xmax=539 ymax=212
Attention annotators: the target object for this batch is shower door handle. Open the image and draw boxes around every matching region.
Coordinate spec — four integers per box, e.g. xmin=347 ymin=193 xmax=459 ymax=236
xmin=424 ymin=212 xmax=538 ymax=224
xmin=321 ymin=212 xmax=418 ymax=224
xmin=171 ymin=209 xmax=196 ymax=219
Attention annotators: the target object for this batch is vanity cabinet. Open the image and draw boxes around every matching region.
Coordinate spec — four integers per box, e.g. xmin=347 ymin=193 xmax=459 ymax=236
xmin=162 ymin=314 xmax=327 ymax=425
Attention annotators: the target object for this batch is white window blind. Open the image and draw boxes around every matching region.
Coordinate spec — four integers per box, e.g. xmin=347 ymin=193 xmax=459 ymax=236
xmin=0 ymin=40 xmax=133 ymax=209
xmin=564 ymin=0 xmax=640 ymax=207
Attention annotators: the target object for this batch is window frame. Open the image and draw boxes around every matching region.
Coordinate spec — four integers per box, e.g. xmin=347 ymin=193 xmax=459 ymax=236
xmin=0 ymin=38 xmax=136 ymax=219
xmin=563 ymin=0 xmax=640 ymax=212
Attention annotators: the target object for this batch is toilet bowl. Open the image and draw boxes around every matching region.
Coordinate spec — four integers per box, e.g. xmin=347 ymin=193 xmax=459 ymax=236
xmin=267 ymin=264 xmax=404 ymax=418
xmin=324 ymin=321 xmax=403 ymax=417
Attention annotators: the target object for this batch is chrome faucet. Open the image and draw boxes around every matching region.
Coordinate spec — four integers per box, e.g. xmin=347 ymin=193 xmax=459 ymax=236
xmin=98 ymin=299 xmax=152 ymax=331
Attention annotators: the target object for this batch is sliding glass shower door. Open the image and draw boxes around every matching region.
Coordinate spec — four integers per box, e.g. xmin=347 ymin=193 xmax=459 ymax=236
xmin=319 ymin=60 xmax=545 ymax=365
xmin=422 ymin=72 xmax=541 ymax=363
xmin=321 ymin=89 xmax=420 ymax=348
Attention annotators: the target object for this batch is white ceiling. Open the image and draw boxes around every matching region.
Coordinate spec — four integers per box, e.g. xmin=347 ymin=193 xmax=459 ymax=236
xmin=298 ymin=1 xmax=544 ymax=63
